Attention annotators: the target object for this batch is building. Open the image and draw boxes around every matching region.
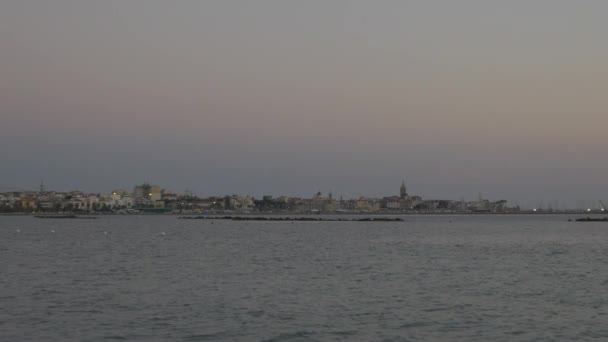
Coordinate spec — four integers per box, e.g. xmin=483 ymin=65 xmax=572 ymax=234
xmin=381 ymin=196 xmax=402 ymax=209
xmin=107 ymin=190 xmax=134 ymax=209
xmin=133 ymin=183 xmax=163 ymax=207
xmin=400 ymin=180 xmax=408 ymax=199
xmin=149 ymin=186 xmax=161 ymax=202
xmin=134 ymin=184 xmax=151 ymax=201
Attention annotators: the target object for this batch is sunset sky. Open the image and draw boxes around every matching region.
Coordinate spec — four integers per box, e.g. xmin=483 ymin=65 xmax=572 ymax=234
xmin=1 ymin=1 xmax=607 ymax=207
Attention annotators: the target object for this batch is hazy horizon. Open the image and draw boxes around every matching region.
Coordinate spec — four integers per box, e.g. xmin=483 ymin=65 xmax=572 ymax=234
xmin=2 ymin=1 xmax=608 ymax=208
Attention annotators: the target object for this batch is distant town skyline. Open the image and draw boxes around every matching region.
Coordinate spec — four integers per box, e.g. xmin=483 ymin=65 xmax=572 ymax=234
xmin=1 ymin=1 xmax=607 ymax=209
xmin=1 ymin=179 xmax=606 ymax=211
xmin=6 ymin=180 xmax=601 ymax=213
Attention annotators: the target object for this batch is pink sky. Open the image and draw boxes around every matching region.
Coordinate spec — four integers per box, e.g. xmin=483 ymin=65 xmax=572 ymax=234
xmin=1 ymin=1 xmax=607 ymax=207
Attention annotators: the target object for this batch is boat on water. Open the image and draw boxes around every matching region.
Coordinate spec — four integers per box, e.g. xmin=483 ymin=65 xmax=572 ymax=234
xmin=574 ymin=217 xmax=608 ymax=222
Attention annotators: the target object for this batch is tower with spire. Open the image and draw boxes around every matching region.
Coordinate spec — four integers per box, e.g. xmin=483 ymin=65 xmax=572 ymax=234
xmin=400 ymin=180 xmax=407 ymax=199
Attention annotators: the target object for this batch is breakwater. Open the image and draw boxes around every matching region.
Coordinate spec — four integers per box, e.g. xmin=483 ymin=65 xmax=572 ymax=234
xmin=178 ymin=216 xmax=403 ymax=222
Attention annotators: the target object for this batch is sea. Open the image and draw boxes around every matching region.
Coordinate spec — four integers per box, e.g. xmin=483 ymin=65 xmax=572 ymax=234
xmin=2 ymin=214 xmax=608 ymax=341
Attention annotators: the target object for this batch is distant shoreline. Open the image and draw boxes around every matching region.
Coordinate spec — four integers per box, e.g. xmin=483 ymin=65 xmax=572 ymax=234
xmin=1 ymin=211 xmax=605 ymax=216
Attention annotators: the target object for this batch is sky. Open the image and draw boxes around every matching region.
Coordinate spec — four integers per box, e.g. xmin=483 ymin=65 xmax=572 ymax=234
xmin=1 ymin=0 xmax=607 ymax=208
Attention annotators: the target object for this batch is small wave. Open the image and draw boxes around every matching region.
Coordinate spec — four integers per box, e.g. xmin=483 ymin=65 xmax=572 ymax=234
xmin=506 ymin=330 xmax=526 ymax=335
xmin=400 ymin=321 xmax=432 ymax=329
xmin=422 ymin=307 xmax=450 ymax=312
xmin=247 ymin=310 xmax=265 ymax=317
xmin=262 ymin=330 xmax=317 ymax=342
xmin=183 ymin=333 xmax=224 ymax=341
xmin=328 ymin=330 xmax=357 ymax=336
xmin=63 ymin=309 xmax=103 ymax=314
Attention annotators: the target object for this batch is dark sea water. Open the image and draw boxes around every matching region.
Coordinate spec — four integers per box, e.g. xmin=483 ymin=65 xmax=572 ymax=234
xmin=2 ymin=214 xmax=608 ymax=341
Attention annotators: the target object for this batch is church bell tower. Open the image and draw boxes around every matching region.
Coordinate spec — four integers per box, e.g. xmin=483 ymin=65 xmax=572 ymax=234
xmin=400 ymin=180 xmax=407 ymax=199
